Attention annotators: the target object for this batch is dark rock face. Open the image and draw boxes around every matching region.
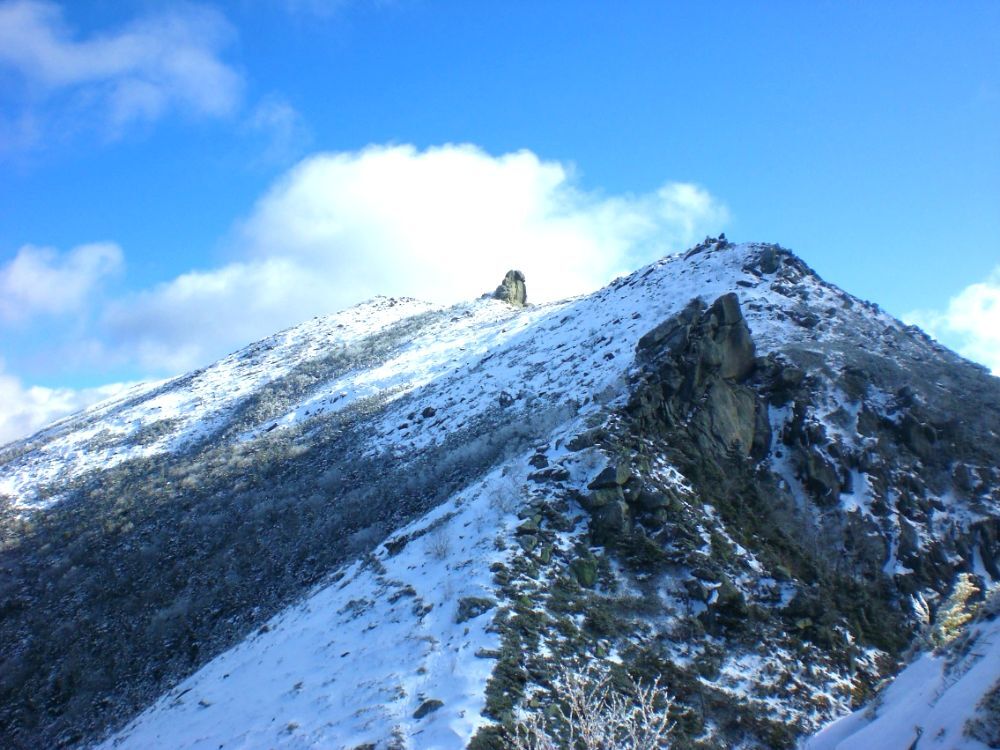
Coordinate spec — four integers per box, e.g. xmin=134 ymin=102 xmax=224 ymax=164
xmin=535 ymin=284 xmax=1000 ymax=747
xmin=492 ymin=270 xmax=527 ymax=306
xmin=630 ymin=293 xmax=768 ymax=464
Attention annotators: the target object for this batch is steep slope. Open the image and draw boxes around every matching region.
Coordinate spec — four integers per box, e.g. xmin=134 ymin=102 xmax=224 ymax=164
xmin=0 ymin=240 xmax=997 ymax=749
xmin=806 ymin=595 xmax=1000 ymax=750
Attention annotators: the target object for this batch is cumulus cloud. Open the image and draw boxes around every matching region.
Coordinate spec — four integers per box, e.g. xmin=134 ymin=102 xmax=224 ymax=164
xmin=100 ymin=144 xmax=727 ymax=372
xmin=0 ymin=242 xmax=122 ymax=323
xmin=0 ymin=360 xmax=137 ymax=445
xmin=0 ymin=0 xmax=242 ymax=141
xmin=907 ymin=266 xmax=1000 ymax=375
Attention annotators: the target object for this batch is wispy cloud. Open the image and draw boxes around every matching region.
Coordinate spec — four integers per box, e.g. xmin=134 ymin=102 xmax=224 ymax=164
xmin=243 ymin=95 xmax=312 ymax=165
xmin=100 ymin=143 xmax=728 ymax=372
xmin=907 ymin=266 xmax=1000 ymax=375
xmin=0 ymin=242 xmax=122 ymax=324
xmin=0 ymin=0 xmax=243 ymax=147
xmin=0 ymin=359 xmax=137 ymax=446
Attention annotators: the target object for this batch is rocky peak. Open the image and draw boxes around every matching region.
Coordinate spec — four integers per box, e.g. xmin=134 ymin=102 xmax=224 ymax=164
xmin=492 ymin=270 xmax=527 ymax=306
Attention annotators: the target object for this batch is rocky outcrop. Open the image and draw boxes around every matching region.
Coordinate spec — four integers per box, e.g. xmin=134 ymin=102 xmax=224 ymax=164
xmin=630 ymin=292 xmax=769 ymax=463
xmin=492 ymin=270 xmax=527 ymax=306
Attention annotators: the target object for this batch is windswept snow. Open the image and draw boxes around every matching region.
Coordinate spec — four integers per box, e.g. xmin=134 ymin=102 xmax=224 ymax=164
xmin=1 ymin=241 xmax=921 ymax=513
xmin=805 ymin=612 xmax=1000 ymax=750
xmin=97 ymin=460 xmax=528 ymax=750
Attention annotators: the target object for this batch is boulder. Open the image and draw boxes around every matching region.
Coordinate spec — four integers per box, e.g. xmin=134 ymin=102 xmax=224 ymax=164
xmin=590 ymin=499 xmax=630 ymax=545
xmin=587 ymin=463 xmax=632 ymax=489
xmin=492 ymin=270 xmax=527 ymax=306
xmin=759 ymin=246 xmax=781 ymax=274
xmin=579 ymin=485 xmax=625 ymax=511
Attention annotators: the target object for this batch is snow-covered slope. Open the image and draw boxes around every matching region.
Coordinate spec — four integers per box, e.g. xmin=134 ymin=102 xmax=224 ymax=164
xmin=2 ymin=240 xmax=998 ymax=750
xmin=806 ymin=608 xmax=1000 ymax=750
xmin=0 ymin=297 xmax=438 ymax=509
xmin=0 ymin=240 xmax=933 ymax=511
xmin=95 ymin=464 xmax=517 ymax=750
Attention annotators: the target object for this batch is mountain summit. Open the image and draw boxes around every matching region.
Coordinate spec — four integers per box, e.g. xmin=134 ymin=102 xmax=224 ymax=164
xmin=1 ymin=240 xmax=997 ymax=749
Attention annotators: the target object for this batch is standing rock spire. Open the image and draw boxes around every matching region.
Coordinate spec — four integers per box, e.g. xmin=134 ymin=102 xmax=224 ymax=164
xmin=492 ymin=270 xmax=527 ymax=306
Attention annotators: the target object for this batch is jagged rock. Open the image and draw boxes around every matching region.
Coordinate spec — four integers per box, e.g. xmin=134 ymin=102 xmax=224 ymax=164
xmin=528 ymin=453 xmax=547 ymax=469
xmin=636 ymin=297 xmax=704 ymax=353
xmin=492 ymin=270 xmax=527 ymax=306
xmin=637 ymin=293 xmax=756 ymax=384
xmin=694 ymin=381 xmax=763 ymax=457
xmin=704 ymin=293 xmax=756 ymax=381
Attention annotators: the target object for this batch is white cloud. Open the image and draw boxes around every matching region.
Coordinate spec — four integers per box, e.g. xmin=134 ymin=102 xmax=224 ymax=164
xmin=102 ymin=257 xmax=328 ymax=372
xmin=907 ymin=266 xmax=1000 ymax=375
xmin=0 ymin=0 xmax=242 ymax=138
xmin=0 ymin=360 xmax=136 ymax=445
xmin=102 ymin=143 xmax=727 ymax=372
xmin=0 ymin=242 xmax=122 ymax=323
xmin=243 ymin=95 xmax=311 ymax=165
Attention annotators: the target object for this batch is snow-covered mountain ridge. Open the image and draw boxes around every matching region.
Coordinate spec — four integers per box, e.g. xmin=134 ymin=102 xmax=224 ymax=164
xmin=1 ymin=240 xmax=997 ymax=749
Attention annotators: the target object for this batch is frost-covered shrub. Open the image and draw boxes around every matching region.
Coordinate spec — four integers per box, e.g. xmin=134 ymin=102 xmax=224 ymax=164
xmin=426 ymin=527 xmax=451 ymax=560
xmin=506 ymin=664 xmax=674 ymax=750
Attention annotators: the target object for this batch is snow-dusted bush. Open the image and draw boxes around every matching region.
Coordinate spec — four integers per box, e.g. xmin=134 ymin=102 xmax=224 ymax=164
xmin=426 ymin=527 xmax=451 ymax=560
xmin=506 ymin=665 xmax=674 ymax=750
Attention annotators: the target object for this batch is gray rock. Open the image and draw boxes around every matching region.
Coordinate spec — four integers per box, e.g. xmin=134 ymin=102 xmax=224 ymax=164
xmin=492 ymin=270 xmax=527 ymax=306
xmin=759 ymin=246 xmax=781 ymax=274
xmin=518 ymin=534 xmax=538 ymax=552
xmin=579 ymin=485 xmax=624 ymax=510
xmin=590 ymin=499 xmax=630 ymax=545
xmin=516 ymin=518 xmax=540 ymax=535
xmin=587 ymin=463 xmax=632 ymax=489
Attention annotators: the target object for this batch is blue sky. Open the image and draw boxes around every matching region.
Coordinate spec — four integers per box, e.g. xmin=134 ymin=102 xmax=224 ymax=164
xmin=1 ymin=0 xmax=998 ymax=441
